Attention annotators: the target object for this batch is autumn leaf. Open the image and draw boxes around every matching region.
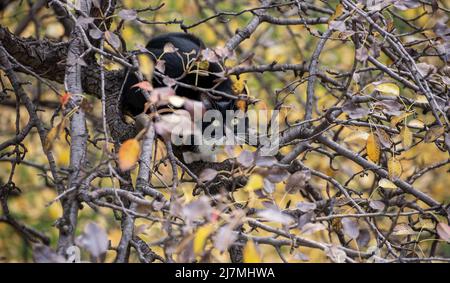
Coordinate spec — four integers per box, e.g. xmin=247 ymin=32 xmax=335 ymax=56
xmin=243 ymin=240 xmax=261 ymax=263
xmin=118 ymin=139 xmax=140 ymax=171
xmin=197 ymin=60 xmax=209 ymax=70
xmin=60 ymin=92 xmax=71 ymax=109
xmin=301 ymin=222 xmax=326 ymax=235
xmin=392 ymin=223 xmax=416 ymax=236
xmin=366 ymin=133 xmax=380 ymax=163
xmin=374 ymin=82 xmax=400 ymax=96
xmin=376 ymin=128 xmax=392 ymax=148
xmin=235 ymin=99 xmax=247 ymax=111
xmin=257 ymin=208 xmax=294 ymax=225
xmin=343 ymin=130 xmax=369 ymax=143
xmin=400 ymin=125 xmax=413 ymax=150
xmin=386 ymin=20 xmax=395 ymax=32
xmin=391 ymin=112 xmax=414 ymax=127
xmin=341 ymin=218 xmax=360 ymax=240
xmin=44 ymin=118 xmax=67 ymax=153
xmin=244 ymin=174 xmax=264 ymax=191
xmin=369 ymin=200 xmax=385 ymax=211
xmin=388 ymin=157 xmax=402 ymax=180
xmin=44 ymin=127 xmax=59 ymax=153
xmin=378 ymin=178 xmax=397 ymax=189
xmin=408 ymin=119 xmax=424 ymax=128
xmin=328 ymin=3 xmax=344 ymax=22
xmin=415 ymin=95 xmax=429 ymax=104
xmin=105 ymin=31 xmax=121 ymax=49
xmin=231 ymin=77 xmax=246 ymax=95
xmin=436 ymin=223 xmax=450 ymax=242
xmin=131 ymin=81 xmax=153 ymax=92
xmin=424 ymin=125 xmax=445 ymax=143
xmin=193 ymin=224 xmax=215 ymax=256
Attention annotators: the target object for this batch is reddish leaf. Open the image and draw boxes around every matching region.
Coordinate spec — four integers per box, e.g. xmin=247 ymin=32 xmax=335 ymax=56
xmin=132 ymin=81 xmax=153 ymax=92
xmin=60 ymin=92 xmax=71 ymax=108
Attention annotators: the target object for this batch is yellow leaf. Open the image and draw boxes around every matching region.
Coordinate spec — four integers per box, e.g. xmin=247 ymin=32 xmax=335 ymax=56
xmin=343 ymin=130 xmax=369 ymax=143
xmin=391 ymin=112 xmax=413 ymax=127
xmin=244 ymin=174 xmax=264 ymax=192
xmin=329 ymin=4 xmax=344 ymax=22
xmin=231 ymin=77 xmax=246 ymax=95
xmin=407 ymin=119 xmax=424 ymax=128
xmin=138 ymin=54 xmax=154 ymax=80
xmin=379 ymin=178 xmax=397 ymax=189
xmin=400 ymin=126 xmax=413 ymax=150
xmin=44 ymin=118 xmax=67 ymax=153
xmin=54 ymin=143 xmax=70 ymax=166
xmin=47 ymin=202 xmax=63 ymax=221
xmin=193 ymin=224 xmax=215 ymax=256
xmin=243 ymin=240 xmax=261 ymax=263
xmin=374 ymin=83 xmax=400 ymax=96
xmin=45 ymin=22 xmax=65 ymax=38
xmin=388 ymin=157 xmax=402 ymax=180
xmin=424 ymin=125 xmax=445 ymax=143
xmin=415 ymin=95 xmax=429 ymax=104
xmin=393 ymin=223 xmax=416 ymax=236
xmin=386 ymin=20 xmax=395 ymax=32
xmin=197 ymin=60 xmax=210 ymax=71
xmin=366 ymin=133 xmax=380 ymax=163
xmin=44 ymin=127 xmax=59 ymax=153
xmin=118 ymin=139 xmax=140 ymax=171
